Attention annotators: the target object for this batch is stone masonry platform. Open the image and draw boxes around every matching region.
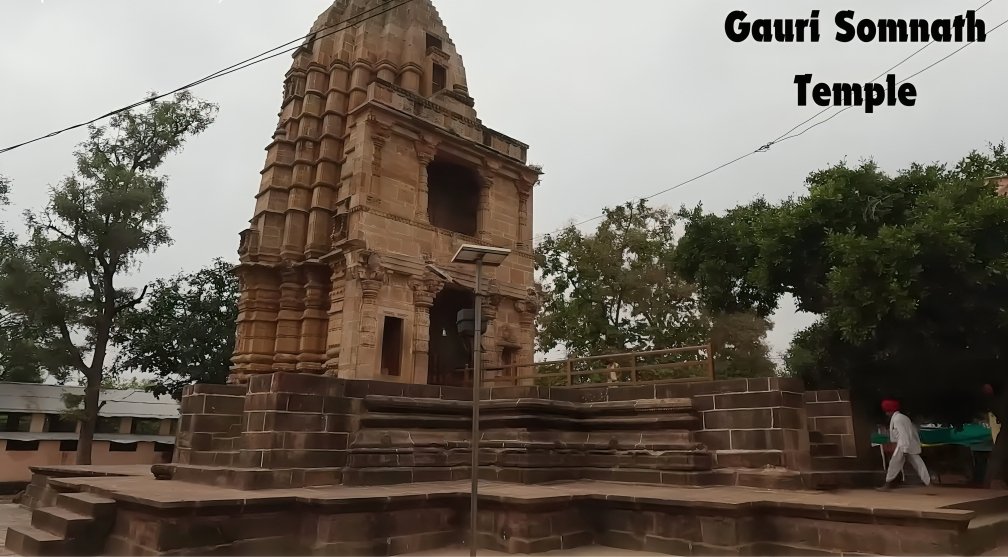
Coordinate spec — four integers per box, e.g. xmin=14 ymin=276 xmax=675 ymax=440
xmin=7 ymin=471 xmax=1008 ymax=556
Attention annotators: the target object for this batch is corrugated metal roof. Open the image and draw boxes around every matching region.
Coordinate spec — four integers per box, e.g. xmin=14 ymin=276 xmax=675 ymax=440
xmin=0 ymin=382 xmax=179 ymax=419
xmin=0 ymin=431 xmax=175 ymax=444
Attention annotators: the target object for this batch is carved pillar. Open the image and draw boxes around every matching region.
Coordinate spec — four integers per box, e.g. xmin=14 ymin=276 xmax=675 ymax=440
xmin=229 ymin=265 xmax=280 ymax=383
xmin=514 ymin=286 xmax=543 ymax=386
xmin=296 ymin=265 xmax=329 ymax=373
xmin=351 ymin=251 xmax=388 ymax=377
xmin=516 ymin=188 xmax=530 ymax=251
xmin=481 ymin=280 xmax=503 ymax=378
xmin=273 ymin=262 xmax=305 ymax=372
xmin=323 ymin=260 xmax=347 ymax=375
xmin=409 ymin=271 xmax=445 ymax=384
xmin=368 ymin=119 xmax=391 ymax=201
xmin=477 ymin=168 xmax=494 ymax=243
xmin=414 ymin=140 xmax=438 ymax=222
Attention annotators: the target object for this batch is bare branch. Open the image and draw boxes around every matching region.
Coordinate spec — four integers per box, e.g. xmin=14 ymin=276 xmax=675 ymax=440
xmin=58 ymin=320 xmax=89 ymax=374
xmin=115 ymin=284 xmax=149 ymax=314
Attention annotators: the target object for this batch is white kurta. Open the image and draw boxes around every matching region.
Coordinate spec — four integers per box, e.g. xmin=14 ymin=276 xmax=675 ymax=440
xmin=889 ymin=411 xmax=922 ymax=454
xmin=885 ymin=410 xmax=930 ymax=485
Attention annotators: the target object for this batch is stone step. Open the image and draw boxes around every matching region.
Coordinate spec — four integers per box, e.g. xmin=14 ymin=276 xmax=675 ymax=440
xmin=31 ymin=507 xmax=91 ymax=539
xmin=810 ymin=456 xmax=866 ymax=471
xmin=360 ymin=412 xmax=701 ymax=431
xmin=809 ymin=442 xmax=841 ymax=457
xmin=964 ymin=510 xmax=1008 ymax=555
xmin=734 ymin=469 xmax=805 ymax=490
xmin=801 ymin=470 xmax=884 ymax=490
xmin=3 ymin=525 xmax=68 ymax=556
xmin=362 ymin=395 xmax=695 ymax=417
xmin=55 ymin=492 xmax=116 ymax=520
xmin=713 ymin=450 xmax=784 ymax=469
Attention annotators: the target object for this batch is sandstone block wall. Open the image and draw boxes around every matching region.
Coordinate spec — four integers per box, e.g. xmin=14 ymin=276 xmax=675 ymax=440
xmin=805 ymin=389 xmax=857 ymax=458
xmin=174 ymin=384 xmax=247 ymax=467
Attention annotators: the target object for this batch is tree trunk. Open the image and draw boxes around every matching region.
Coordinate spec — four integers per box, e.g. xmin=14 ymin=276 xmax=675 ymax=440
xmin=985 ymin=397 xmax=1007 ymax=488
xmin=985 ymin=423 xmax=1006 ymax=488
xmin=75 ymin=377 xmax=100 ymax=465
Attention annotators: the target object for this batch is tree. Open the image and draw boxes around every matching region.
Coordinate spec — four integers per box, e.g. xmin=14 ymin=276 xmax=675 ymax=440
xmin=0 ymin=91 xmax=216 ymax=464
xmin=113 ymin=258 xmax=238 ymax=399
xmin=535 ymin=200 xmax=776 ymax=380
xmin=0 ymin=177 xmax=44 ymax=383
xmin=674 ymin=143 xmax=1008 ymax=485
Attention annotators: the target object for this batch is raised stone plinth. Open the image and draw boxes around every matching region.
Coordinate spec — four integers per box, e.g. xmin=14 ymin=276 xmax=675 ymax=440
xmin=8 ymin=472 xmax=1008 ymax=556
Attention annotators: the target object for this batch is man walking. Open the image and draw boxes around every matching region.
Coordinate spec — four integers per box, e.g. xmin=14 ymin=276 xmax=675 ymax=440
xmin=878 ymin=398 xmax=932 ymax=490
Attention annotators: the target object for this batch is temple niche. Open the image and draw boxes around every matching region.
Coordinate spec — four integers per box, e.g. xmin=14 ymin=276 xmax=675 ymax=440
xmin=229 ymin=0 xmax=541 ymax=387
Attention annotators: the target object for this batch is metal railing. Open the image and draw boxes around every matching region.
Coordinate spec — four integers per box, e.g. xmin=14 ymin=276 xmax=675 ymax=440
xmin=469 ymin=344 xmax=715 ymax=388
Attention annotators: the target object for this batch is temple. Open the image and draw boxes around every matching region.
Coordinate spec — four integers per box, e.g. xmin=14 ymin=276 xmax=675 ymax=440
xmin=229 ymin=0 xmax=541 ymax=388
xmin=5 ymin=2 xmax=1008 ymax=556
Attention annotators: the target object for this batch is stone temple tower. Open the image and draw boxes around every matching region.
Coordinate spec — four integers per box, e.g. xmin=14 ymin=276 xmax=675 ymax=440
xmin=230 ymin=0 xmax=541 ymax=387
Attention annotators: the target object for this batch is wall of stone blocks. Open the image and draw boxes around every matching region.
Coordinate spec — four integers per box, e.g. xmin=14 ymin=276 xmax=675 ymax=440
xmin=96 ymin=490 xmax=973 ymax=556
xmin=805 ymin=389 xmax=857 ymax=458
xmin=174 ymin=384 xmax=247 ymax=467
xmin=686 ymin=378 xmax=812 ymax=471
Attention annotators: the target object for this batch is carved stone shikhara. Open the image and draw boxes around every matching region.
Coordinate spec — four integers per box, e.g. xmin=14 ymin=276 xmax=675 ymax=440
xmin=228 ymin=0 xmax=542 ymax=386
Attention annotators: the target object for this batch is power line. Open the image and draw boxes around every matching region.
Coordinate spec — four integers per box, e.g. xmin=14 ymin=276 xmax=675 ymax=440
xmin=0 ymin=0 xmax=415 ymax=156
xmin=775 ymin=16 xmax=1007 ymax=145
xmin=534 ymin=2 xmax=1002 ymax=243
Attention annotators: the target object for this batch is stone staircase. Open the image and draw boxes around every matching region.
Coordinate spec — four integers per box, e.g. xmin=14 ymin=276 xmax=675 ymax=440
xmin=342 ymin=395 xmax=716 ymax=486
xmin=804 ymin=430 xmax=883 ymax=489
xmin=4 ymin=492 xmax=116 ymax=556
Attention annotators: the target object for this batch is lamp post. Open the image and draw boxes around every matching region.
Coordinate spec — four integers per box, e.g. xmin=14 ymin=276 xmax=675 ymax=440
xmin=451 ymin=243 xmax=511 ymax=557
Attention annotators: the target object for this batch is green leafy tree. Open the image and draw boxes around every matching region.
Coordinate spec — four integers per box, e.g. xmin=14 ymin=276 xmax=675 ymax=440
xmin=0 ymin=91 xmax=216 ymax=464
xmin=0 ymin=177 xmax=44 ymax=383
xmin=535 ymin=200 xmax=776 ymax=381
xmin=674 ymin=143 xmax=1008 ymax=485
xmin=113 ymin=258 xmax=238 ymax=399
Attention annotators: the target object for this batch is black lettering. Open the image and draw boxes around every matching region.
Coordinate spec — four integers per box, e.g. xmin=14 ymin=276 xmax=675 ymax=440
xmin=774 ymin=19 xmax=794 ymax=42
xmin=812 ymin=83 xmax=831 ymax=106
xmin=752 ymin=19 xmax=772 ymax=42
xmin=865 ymin=83 xmax=885 ymax=113
xmin=968 ymin=10 xmax=986 ymax=41
xmin=857 ymin=19 xmax=877 ymax=42
xmin=835 ymin=11 xmax=856 ymax=42
xmin=933 ymin=19 xmax=951 ymax=42
xmin=794 ymin=74 xmax=812 ymax=105
xmin=835 ymin=83 xmax=862 ymax=107
xmin=898 ymin=82 xmax=917 ymax=106
xmin=725 ymin=11 xmax=749 ymax=42
xmin=886 ymin=74 xmax=898 ymax=106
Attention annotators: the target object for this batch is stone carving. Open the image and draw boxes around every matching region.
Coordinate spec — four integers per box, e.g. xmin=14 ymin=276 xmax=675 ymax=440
xmin=514 ymin=286 xmax=543 ymax=325
xmin=352 ymin=250 xmax=389 ymax=301
xmin=330 ymin=198 xmax=351 ymax=245
xmin=482 ymin=279 xmax=502 ymax=320
xmin=409 ymin=270 xmax=446 ymax=309
xmin=227 ymin=0 xmax=536 ymax=384
xmin=237 ymin=228 xmax=260 ymax=258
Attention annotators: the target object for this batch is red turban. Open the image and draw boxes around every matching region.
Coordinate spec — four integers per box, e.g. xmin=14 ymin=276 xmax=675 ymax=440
xmin=881 ymin=399 xmax=900 ymax=413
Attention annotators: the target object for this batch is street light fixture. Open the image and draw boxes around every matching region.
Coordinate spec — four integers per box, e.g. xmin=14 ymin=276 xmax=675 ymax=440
xmin=451 ymin=243 xmax=511 ymax=557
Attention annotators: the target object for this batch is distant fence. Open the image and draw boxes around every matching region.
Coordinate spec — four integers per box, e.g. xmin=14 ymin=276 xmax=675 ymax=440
xmin=472 ymin=344 xmax=715 ymax=388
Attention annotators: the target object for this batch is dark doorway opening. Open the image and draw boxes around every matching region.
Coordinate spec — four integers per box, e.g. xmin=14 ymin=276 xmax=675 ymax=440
xmin=427 ymin=160 xmax=480 ymax=236
xmin=428 ymin=286 xmax=474 ymax=386
xmin=381 ymin=316 xmax=404 ymax=377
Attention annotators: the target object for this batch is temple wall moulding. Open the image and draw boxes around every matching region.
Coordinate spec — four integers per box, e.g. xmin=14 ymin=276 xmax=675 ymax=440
xmin=350 ymin=250 xmax=390 ymax=301
xmin=514 ymin=285 xmax=543 ymax=325
xmin=409 ymin=270 xmax=447 ymax=309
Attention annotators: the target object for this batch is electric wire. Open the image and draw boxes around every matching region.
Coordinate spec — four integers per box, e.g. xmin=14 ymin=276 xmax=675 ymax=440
xmin=534 ymin=7 xmax=1006 ymax=243
xmin=0 ymin=0 xmax=415 ymax=156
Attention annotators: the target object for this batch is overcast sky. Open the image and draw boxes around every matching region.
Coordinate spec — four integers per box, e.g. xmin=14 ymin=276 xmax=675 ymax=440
xmin=1 ymin=0 xmax=1006 ymax=361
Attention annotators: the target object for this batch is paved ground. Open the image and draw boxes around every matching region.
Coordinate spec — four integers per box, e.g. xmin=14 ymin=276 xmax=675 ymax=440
xmin=0 ymin=504 xmax=31 ymax=556
xmin=45 ymin=474 xmax=1007 ymax=514
xmin=402 ymin=546 xmax=666 ymax=556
